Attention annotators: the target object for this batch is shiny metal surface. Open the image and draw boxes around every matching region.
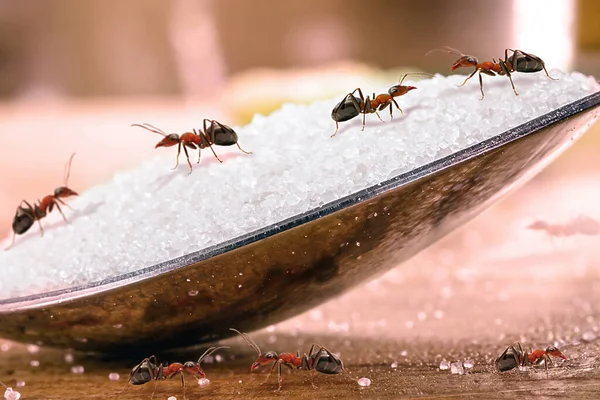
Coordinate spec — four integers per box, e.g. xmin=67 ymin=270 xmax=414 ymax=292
xmin=0 ymin=92 xmax=599 ymax=355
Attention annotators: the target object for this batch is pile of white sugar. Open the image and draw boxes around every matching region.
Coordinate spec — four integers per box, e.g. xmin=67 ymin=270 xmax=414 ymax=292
xmin=0 ymin=71 xmax=598 ymax=299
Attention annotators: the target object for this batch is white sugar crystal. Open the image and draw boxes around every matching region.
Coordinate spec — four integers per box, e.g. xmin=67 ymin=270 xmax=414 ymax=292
xmin=3 ymin=388 xmax=20 ymax=400
xmin=0 ymin=72 xmax=597 ymax=298
xmin=71 ymin=365 xmax=85 ymax=374
xmin=197 ymin=378 xmax=210 ymax=386
xmin=463 ymin=359 xmax=475 ymax=369
xmin=450 ymin=361 xmax=464 ymax=375
xmin=357 ymin=377 xmax=371 ymax=387
xmin=168 ymin=397 xmax=177 ymax=400
xmin=108 ymin=372 xmax=120 ymax=381
xmin=439 ymin=360 xmax=450 ymax=370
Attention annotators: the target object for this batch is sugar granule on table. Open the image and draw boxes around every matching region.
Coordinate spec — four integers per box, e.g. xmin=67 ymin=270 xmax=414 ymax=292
xmin=0 ymin=71 xmax=598 ymax=299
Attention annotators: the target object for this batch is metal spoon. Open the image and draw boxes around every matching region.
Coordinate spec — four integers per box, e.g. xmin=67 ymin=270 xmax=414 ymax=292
xmin=1 ymin=91 xmax=599 ymax=356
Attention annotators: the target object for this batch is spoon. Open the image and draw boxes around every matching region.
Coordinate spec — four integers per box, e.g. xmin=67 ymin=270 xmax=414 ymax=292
xmin=0 ymin=91 xmax=598 ymax=356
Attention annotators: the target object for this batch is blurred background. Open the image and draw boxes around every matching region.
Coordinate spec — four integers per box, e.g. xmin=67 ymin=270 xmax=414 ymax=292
xmin=1 ymin=1 xmax=600 ymax=397
xmin=0 ymin=0 xmax=599 ymax=231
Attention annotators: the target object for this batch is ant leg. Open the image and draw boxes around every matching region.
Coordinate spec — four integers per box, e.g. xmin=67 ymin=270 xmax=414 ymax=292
xmin=172 ymin=143 xmax=181 ymax=170
xmin=235 ymin=141 xmax=252 ymax=155
xmin=277 ymin=361 xmax=284 ymax=392
xmin=308 ymin=368 xmax=317 ymax=389
xmin=374 ymin=110 xmax=384 ymax=123
xmin=181 ymin=373 xmax=187 ymax=400
xmin=361 ymin=110 xmax=366 ymax=131
xmin=183 ymin=146 xmax=193 ymax=175
xmin=150 ymin=378 xmax=160 ymax=400
xmin=53 ymin=202 xmax=70 ymax=224
xmin=331 ymin=121 xmax=340 ymax=138
xmin=506 ymin=72 xmax=519 ymax=96
xmin=207 ymin=145 xmax=223 ymax=163
xmin=56 ymin=198 xmax=76 ymax=212
xmin=4 ymin=233 xmax=16 ymax=251
xmin=392 ymin=99 xmax=404 ymax=116
xmin=458 ymin=69 xmax=477 ymax=87
xmin=262 ymin=362 xmax=278 ymax=386
xmin=478 ymin=72 xmax=485 ymax=100
xmin=37 ymin=219 xmax=45 ymax=238
xmin=542 ymin=65 xmax=558 ymax=80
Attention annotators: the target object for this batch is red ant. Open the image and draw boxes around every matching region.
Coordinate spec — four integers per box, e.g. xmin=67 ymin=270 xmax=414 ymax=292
xmin=124 ymin=346 xmax=227 ymax=399
xmin=230 ymin=328 xmax=355 ymax=391
xmin=330 ymin=72 xmax=431 ymax=137
xmin=5 ymin=153 xmax=78 ymax=251
xmin=495 ymin=342 xmax=566 ymax=379
xmin=426 ymin=46 xmax=557 ymax=100
xmin=132 ymin=118 xmax=252 ymax=174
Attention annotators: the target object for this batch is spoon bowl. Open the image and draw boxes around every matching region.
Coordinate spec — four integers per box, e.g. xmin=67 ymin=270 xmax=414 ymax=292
xmin=0 ymin=91 xmax=599 ymax=356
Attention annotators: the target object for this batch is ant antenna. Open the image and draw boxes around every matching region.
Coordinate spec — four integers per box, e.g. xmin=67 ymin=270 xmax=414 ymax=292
xmin=131 ymin=123 xmax=169 ymax=137
xmin=0 ymin=380 xmax=6 ymax=388
xmin=425 ymin=46 xmax=466 ymax=57
xmin=197 ymin=346 xmax=229 ymax=364
xmin=230 ymin=328 xmax=262 ymax=356
xmin=397 ymin=72 xmax=434 ymax=85
xmin=63 ymin=152 xmax=76 ymax=186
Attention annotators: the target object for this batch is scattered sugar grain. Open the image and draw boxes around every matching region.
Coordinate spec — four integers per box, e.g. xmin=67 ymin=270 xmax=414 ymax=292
xmin=450 ymin=362 xmax=464 ymax=375
xmin=198 ymin=378 xmax=210 ymax=386
xmin=71 ymin=365 xmax=85 ymax=374
xmin=14 ymin=382 xmax=24 ymax=388
xmin=29 ymin=360 xmax=39 ymax=368
xmin=108 ymin=373 xmax=120 ymax=381
xmin=3 ymin=388 xmax=20 ymax=400
xmin=463 ymin=359 xmax=475 ymax=369
xmin=439 ymin=360 xmax=450 ymax=370
xmin=168 ymin=397 xmax=177 ymax=400
xmin=26 ymin=345 xmax=39 ymax=354
xmin=357 ymin=377 xmax=371 ymax=387
xmin=0 ymin=72 xmax=597 ymax=298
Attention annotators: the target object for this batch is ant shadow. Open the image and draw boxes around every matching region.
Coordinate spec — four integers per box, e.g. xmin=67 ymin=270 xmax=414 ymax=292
xmin=6 ymin=200 xmax=105 ymax=249
xmin=152 ymin=151 xmax=247 ymax=191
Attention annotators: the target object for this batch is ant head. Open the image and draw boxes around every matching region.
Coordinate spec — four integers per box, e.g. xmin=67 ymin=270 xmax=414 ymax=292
xmin=545 ymin=346 xmax=567 ymax=360
xmin=452 ymin=55 xmax=478 ymax=71
xmin=54 ymin=186 xmax=79 ymax=198
xmin=252 ymin=351 xmax=278 ymax=371
xmin=155 ymin=134 xmax=180 ymax=148
xmin=388 ymin=84 xmax=417 ymax=97
xmin=183 ymin=361 xmax=205 ymax=377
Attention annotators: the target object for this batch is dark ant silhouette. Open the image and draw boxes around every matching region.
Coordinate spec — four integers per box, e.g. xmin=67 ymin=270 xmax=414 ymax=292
xmin=495 ymin=342 xmax=566 ymax=379
xmin=230 ymin=328 xmax=355 ymax=391
xmin=426 ymin=46 xmax=557 ymax=100
xmin=132 ymin=118 xmax=252 ymax=174
xmin=330 ymin=72 xmax=432 ymax=137
xmin=125 ymin=346 xmax=227 ymax=399
xmin=5 ymin=153 xmax=78 ymax=251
